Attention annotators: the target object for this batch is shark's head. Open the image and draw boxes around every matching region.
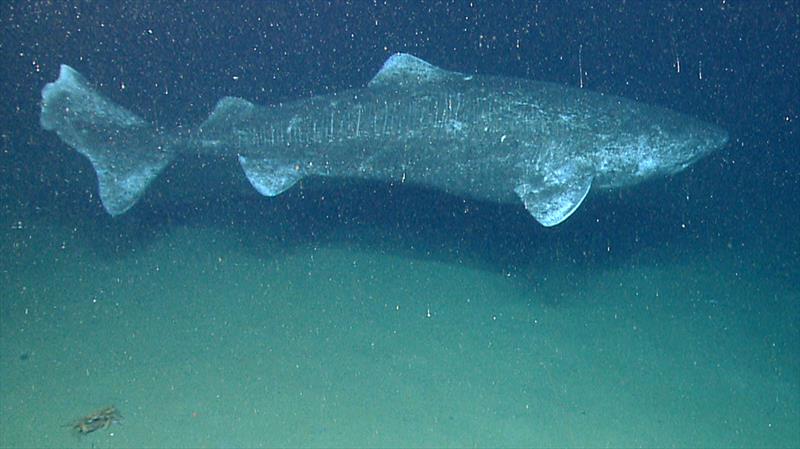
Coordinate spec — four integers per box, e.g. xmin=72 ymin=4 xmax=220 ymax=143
xmin=658 ymin=118 xmax=728 ymax=174
xmin=594 ymin=113 xmax=728 ymax=189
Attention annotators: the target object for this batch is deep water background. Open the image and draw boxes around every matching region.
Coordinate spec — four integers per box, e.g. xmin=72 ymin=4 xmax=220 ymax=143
xmin=0 ymin=1 xmax=798 ymax=447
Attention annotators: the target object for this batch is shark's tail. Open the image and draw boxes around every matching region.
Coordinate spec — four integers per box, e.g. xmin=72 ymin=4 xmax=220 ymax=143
xmin=40 ymin=65 xmax=175 ymax=215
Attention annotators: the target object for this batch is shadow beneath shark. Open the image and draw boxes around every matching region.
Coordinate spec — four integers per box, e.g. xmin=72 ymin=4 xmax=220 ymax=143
xmin=46 ymin=155 xmax=720 ymax=281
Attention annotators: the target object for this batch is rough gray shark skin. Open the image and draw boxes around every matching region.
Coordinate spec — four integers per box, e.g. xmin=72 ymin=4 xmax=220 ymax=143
xmin=40 ymin=53 xmax=727 ymax=226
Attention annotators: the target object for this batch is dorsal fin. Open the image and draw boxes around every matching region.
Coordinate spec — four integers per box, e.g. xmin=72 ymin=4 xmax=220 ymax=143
xmin=368 ymin=53 xmax=454 ymax=88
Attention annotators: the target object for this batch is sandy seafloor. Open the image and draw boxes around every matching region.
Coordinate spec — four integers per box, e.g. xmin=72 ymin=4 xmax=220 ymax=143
xmin=0 ymin=200 xmax=797 ymax=448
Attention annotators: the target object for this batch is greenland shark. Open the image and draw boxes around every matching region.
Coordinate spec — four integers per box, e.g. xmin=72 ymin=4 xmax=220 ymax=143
xmin=40 ymin=53 xmax=727 ymax=226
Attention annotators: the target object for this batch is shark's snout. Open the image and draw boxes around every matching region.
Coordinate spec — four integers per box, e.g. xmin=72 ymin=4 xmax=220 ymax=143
xmin=711 ymin=125 xmax=729 ymax=151
xmin=680 ymin=120 xmax=728 ymax=168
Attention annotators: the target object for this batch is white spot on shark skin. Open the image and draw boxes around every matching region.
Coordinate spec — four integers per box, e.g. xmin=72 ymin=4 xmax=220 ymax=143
xmin=545 ymin=160 xmax=580 ymax=184
xmin=445 ymin=119 xmax=465 ymax=134
xmin=559 ymin=113 xmax=576 ymax=123
xmin=287 ymin=116 xmax=301 ymax=134
xmin=636 ymin=155 xmax=660 ymax=176
xmin=631 ymin=135 xmax=661 ymax=176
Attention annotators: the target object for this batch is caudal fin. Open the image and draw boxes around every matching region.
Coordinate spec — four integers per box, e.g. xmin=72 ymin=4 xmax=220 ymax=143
xmin=40 ymin=65 xmax=174 ymax=215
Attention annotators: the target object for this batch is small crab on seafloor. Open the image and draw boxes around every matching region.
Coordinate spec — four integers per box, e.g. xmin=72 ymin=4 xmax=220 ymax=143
xmin=67 ymin=405 xmax=122 ymax=435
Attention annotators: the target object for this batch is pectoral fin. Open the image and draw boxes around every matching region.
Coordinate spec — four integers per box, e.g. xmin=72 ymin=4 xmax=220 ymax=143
xmin=238 ymin=156 xmax=303 ymax=197
xmin=515 ymin=173 xmax=593 ymax=227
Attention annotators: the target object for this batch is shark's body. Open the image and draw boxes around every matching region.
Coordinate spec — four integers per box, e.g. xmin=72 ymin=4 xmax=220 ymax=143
xmin=40 ymin=53 xmax=727 ymax=226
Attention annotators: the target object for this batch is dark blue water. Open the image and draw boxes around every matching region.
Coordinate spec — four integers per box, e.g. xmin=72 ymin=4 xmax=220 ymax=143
xmin=1 ymin=2 xmax=798 ymax=447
